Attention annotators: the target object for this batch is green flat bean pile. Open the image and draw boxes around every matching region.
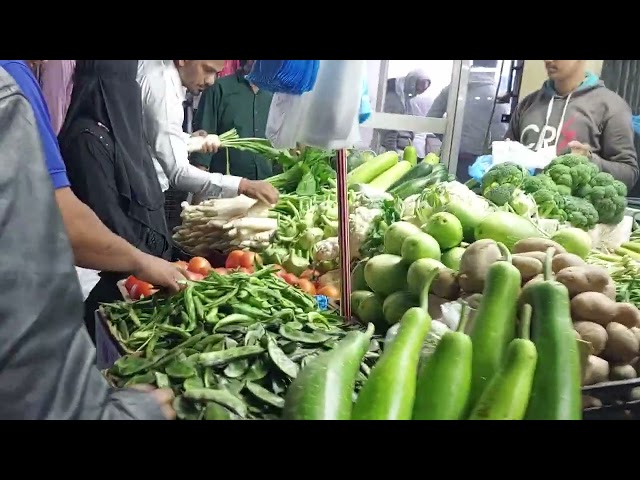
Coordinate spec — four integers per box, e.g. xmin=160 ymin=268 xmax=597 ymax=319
xmin=103 ymin=267 xmax=381 ymax=420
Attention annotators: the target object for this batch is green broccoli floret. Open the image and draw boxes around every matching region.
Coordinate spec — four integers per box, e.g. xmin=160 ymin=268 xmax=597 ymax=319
xmin=481 ymin=162 xmax=529 ymax=195
xmin=532 ymin=190 xmax=566 ymax=220
xmin=543 ymin=154 xmax=600 ymax=196
xmin=545 ymin=164 xmax=573 ymax=195
xmin=579 ymin=172 xmax=628 ymax=224
xmin=522 ymin=174 xmax=558 ymax=194
xmin=562 ymin=195 xmax=599 ymax=230
xmin=484 ymin=184 xmax=516 ymax=206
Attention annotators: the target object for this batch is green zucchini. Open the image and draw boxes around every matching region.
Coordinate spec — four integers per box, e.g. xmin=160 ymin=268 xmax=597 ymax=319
xmin=388 ymin=162 xmax=434 ymax=190
xmin=389 ymin=167 xmax=449 ymax=199
xmin=347 ymin=151 xmax=398 ymax=186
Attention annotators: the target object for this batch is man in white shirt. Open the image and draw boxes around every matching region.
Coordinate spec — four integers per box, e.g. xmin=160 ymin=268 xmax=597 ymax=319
xmin=137 ymin=60 xmax=278 ymax=205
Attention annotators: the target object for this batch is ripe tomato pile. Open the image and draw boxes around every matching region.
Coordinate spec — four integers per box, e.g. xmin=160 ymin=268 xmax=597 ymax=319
xmin=123 ymin=250 xmax=340 ymax=302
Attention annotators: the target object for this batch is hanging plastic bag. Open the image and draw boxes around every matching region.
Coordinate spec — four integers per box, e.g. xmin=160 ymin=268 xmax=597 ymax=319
xmin=297 ymin=60 xmax=364 ymax=149
xmin=265 ymin=60 xmax=365 ymax=150
xmin=359 ymin=76 xmax=372 ymax=124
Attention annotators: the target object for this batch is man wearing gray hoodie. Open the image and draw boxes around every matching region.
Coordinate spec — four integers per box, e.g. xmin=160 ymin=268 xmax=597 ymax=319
xmin=505 ymin=60 xmax=639 ymax=190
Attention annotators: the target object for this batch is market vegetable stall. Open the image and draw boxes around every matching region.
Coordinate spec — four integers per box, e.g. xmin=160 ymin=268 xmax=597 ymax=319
xmin=97 ymin=123 xmax=640 ymax=419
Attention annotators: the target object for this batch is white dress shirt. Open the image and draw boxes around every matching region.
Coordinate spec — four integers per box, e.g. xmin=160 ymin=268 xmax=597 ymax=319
xmin=136 ymin=60 xmax=242 ymax=198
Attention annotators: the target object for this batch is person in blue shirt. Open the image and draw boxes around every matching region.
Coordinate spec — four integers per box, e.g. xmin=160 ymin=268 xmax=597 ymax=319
xmin=0 ymin=60 xmax=186 ymax=295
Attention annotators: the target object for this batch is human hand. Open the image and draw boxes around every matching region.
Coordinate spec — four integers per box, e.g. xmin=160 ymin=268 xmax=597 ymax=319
xmin=238 ymin=179 xmax=279 ymax=206
xmin=190 ymin=131 xmax=220 ymax=154
xmin=130 ymin=384 xmax=176 ymax=420
xmin=568 ymin=140 xmax=592 ymax=158
xmin=132 ymin=252 xmax=188 ymax=294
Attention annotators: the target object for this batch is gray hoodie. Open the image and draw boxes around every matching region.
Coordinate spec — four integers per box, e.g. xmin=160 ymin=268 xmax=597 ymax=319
xmin=505 ymin=72 xmax=639 ymax=189
xmin=380 ymin=69 xmax=431 ymax=152
xmin=428 ymin=69 xmax=509 ymax=156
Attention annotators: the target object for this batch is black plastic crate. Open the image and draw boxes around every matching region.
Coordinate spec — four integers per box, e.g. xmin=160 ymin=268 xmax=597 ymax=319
xmin=164 ymin=188 xmax=189 ymax=232
xmin=582 ymin=378 xmax=640 ymax=420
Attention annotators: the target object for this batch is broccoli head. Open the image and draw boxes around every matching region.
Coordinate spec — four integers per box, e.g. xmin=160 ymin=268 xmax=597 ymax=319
xmin=481 ymin=162 xmax=529 ymax=195
xmin=484 ymin=184 xmax=516 ymax=206
xmin=545 ymin=164 xmax=573 ymax=195
xmin=562 ymin=195 xmax=599 ymax=230
xmin=579 ymin=172 xmax=628 ymax=224
xmin=522 ymin=174 xmax=558 ymax=195
xmin=544 ymin=154 xmax=600 ymax=196
xmin=532 ymin=190 xmax=566 ymax=220
xmin=545 ymin=153 xmax=592 ymax=169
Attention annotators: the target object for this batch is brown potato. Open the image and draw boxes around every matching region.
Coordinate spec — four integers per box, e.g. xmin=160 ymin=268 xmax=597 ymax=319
xmin=602 ymin=281 xmax=616 ymax=301
xmin=582 ymin=395 xmax=603 ymax=408
xmin=632 ymin=327 xmax=640 ymax=345
xmin=573 ymin=321 xmax=608 ymax=356
xmin=513 ymin=238 xmax=567 ymax=256
xmin=570 ymin=292 xmax=640 ymax=328
xmin=573 ymin=330 xmax=582 ymax=340
xmin=556 ymin=266 xmax=611 ymax=298
xmin=601 ymin=322 xmax=640 ymax=364
xmin=610 ymin=364 xmax=637 ymax=381
xmin=614 ymin=303 xmax=640 ymax=329
xmin=458 ymin=239 xmax=502 ymax=294
xmin=432 ymin=269 xmax=460 ymax=300
xmin=583 ymin=355 xmax=609 ymax=386
xmin=551 ymin=253 xmax=586 ymax=273
xmin=517 ymin=251 xmax=548 ymax=263
xmin=512 ymin=255 xmax=543 ymax=282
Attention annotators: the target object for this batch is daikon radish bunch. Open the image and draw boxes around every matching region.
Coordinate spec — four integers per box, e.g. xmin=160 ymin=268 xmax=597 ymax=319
xmin=173 ymin=195 xmax=277 ymax=256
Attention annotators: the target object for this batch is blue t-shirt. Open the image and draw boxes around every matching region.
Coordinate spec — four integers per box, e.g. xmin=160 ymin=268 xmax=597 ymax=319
xmin=0 ymin=60 xmax=70 ymax=190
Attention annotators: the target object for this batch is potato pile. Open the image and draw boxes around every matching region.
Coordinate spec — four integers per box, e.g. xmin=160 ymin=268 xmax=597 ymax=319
xmin=509 ymin=238 xmax=640 ymax=387
xmin=452 ymin=237 xmax=640 ymax=389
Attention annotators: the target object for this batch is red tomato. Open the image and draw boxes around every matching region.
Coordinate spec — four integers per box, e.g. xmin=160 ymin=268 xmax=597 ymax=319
xmin=296 ymin=279 xmax=317 ymax=296
xmin=239 ymin=251 xmax=256 ymax=269
xmin=281 ymin=273 xmax=299 ymax=286
xmin=271 ymin=265 xmax=285 ymax=277
xmin=225 ymin=250 xmax=245 ymax=269
xmin=124 ymin=275 xmax=139 ymax=292
xmin=300 ymin=269 xmax=320 ymax=282
xmin=185 ymin=271 xmax=205 ymax=282
xmin=173 ymin=260 xmax=189 ymax=270
xmin=213 ymin=267 xmax=228 ymax=275
xmin=129 ymin=283 xmax=141 ymax=300
xmin=188 ymin=257 xmax=212 ymax=276
xmin=318 ymin=285 xmax=340 ymax=300
xmin=136 ymin=281 xmax=156 ymax=298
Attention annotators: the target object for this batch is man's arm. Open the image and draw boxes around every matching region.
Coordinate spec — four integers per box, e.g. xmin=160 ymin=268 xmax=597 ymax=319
xmin=589 ymin=107 xmax=639 ymax=190
xmin=190 ymin=83 xmax=222 ymax=170
xmin=138 ymin=70 xmax=242 ymax=198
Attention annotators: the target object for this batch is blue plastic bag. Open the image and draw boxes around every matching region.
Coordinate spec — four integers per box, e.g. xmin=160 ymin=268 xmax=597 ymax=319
xmin=358 ymin=78 xmax=372 ymax=124
xmin=314 ymin=295 xmax=329 ymax=311
xmin=468 ymin=155 xmax=494 ymax=182
xmin=633 ymin=115 xmax=640 ymax=135
xmin=468 ymin=154 xmax=536 ymax=183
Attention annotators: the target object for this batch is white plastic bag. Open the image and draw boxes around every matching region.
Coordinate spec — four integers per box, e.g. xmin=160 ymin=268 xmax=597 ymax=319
xmin=491 ymin=140 xmax=556 ymax=170
xmin=265 ymin=60 xmax=365 ymax=150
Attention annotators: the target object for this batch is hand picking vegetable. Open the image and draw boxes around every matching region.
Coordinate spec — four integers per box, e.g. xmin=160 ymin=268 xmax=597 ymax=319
xmin=351 ymin=269 xmax=439 ymax=420
xmin=468 ymin=243 xmax=521 ymax=409
xmin=523 ymin=249 xmax=582 ymax=420
xmin=412 ymin=304 xmax=472 ymax=420
xmin=283 ymin=323 xmax=375 ymax=420
xmin=468 ymin=304 xmax=537 ymax=420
